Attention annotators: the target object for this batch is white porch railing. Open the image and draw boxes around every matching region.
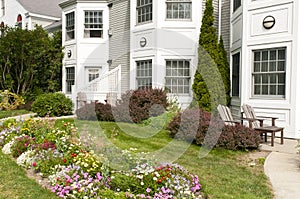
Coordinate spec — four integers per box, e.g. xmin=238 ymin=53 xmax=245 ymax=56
xmin=73 ymin=65 xmax=121 ymax=109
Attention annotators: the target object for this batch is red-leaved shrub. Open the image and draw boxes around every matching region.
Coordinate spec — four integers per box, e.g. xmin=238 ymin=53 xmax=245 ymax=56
xmin=167 ymin=108 xmax=261 ymax=150
xmin=76 ymin=88 xmax=169 ymax=123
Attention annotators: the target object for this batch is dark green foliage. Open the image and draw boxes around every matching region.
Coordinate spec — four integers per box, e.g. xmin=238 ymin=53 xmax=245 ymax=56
xmin=199 ymin=0 xmax=218 ymax=60
xmin=31 ymin=92 xmax=73 ymax=117
xmin=217 ymin=36 xmax=231 ymax=106
xmin=192 ymin=0 xmax=230 ymax=111
xmin=167 ymin=108 xmax=261 ymax=150
xmin=192 ymin=46 xmax=226 ymax=113
xmin=0 ymin=26 xmax=63 ymax=101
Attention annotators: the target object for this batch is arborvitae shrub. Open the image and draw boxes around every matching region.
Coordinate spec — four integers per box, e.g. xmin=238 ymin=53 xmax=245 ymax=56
xmin=31 ymin=92 xmax=72 ymax=117
xmin=167 ymin=108 xmax=261 ymax=150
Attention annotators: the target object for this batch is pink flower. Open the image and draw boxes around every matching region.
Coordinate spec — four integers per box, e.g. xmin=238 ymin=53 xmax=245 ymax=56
xmin=32 ymin=162 xmax=37 ymax=167
xmin=146 ymin=188 xmax=151 ymax=193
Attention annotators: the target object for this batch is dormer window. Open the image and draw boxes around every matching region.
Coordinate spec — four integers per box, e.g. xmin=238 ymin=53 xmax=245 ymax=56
xmin=16 ymin=14 xmax=22 ymax=28
xmin=66 ymin=12 xmax=75 ymax=41
xmin=84 ymin=11 xmax=103 ymax=38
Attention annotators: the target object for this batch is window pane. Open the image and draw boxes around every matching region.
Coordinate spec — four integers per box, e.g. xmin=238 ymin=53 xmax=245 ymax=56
xmin=261 ymin=62 xmax=268 ymax=72
xmin=262 ymin=85 xmax=268 ymax=95
xmin=278 ymin=49 xmax=285 ymax=59
xmin=262 ymin=74 xmax=268 ymax=83
xmin=269 ymin=61 xmax=276 ymax=71
xmin=254 ymin=85 xmax=261 ymax=95
xmin=278 ymin=61 xmax=285 ymax=71
xmin=278 ymin=85 xmax=285 ymax=95
xmin=254 ymin=52 xmax=260 ymax=61
xmin=269 ymin=50 xmax=276 ymax=60
xmin=269 ymin=74 xmax=276 ymax=84
xmin=278 ymin=73 xmax=285 ymax=83
xmin=269 ymin=85 xmax=276 ymax=95
xmin=262 ymin=51 xmax=268 ymax=61
xmin=254 ymin=62 xmax=260 ymax=72
xmin=254 ymin=75 xmax=261 ymax=84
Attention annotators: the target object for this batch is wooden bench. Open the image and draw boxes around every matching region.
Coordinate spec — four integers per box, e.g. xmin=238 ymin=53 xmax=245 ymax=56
xmin=254 ymin=126 xmax=284 ymax=147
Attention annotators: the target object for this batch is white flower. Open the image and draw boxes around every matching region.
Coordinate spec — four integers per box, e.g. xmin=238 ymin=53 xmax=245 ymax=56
xmin=153 ymin=177 xmax=157 ymax=181
xmin=141 ymin=181 xmax=144 ymax=186
xmin=2 ymin=140 xmax=14 ymax=154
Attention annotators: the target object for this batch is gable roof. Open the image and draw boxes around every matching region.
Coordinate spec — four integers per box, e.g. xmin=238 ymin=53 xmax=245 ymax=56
xmin=17 ymin=0 xmax=64 ymax=18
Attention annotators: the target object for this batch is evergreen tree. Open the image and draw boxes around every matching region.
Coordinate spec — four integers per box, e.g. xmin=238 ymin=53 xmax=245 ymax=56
xmin=192 ymin=0 xmax=226 ymax=112
xmin=218 ymin=36 xmax=231 ymax=106
xmin=199 ymin=0 xmax=218 ymax=60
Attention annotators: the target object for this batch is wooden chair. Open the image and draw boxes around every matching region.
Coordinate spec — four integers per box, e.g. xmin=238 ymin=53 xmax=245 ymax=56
xmin=217 ymin=104 xmax=241 ymax=126
xmin=241 ymin=104 xmax=284 ymax=146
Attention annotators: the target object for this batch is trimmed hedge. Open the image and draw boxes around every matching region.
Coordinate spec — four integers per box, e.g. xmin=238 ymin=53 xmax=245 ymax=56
xmin=31 ymin=92 xmax=73 ymax=117
xmin=167 ymin=108 xmax=261 ymax=150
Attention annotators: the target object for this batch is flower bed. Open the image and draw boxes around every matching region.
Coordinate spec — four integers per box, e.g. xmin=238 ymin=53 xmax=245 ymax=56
xmin=0 ymin=118 xmax=203 ymax=198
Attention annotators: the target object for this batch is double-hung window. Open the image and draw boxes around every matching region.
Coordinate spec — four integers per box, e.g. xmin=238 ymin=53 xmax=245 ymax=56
xmin=252 ymin=48 xmax=286 ymax=97
xmin=66 ymin=67 xmax=75 ymax=94
xmin=165 ymin=60 xmax=190 ymax=94
xmin=137 ymin=0 xmax=152 ymax=24
xmin=136 ymin=60 xmax=152 ymax=88
xmin=166 ymin=0 xmax=191 ymax=20
xmin=84 ymin=11 xmax=103 ymax=38
xmin=66 ymin=12 xmax=75 ymax=40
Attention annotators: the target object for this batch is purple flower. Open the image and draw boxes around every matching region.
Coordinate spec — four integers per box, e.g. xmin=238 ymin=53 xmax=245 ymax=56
xmin=96 ymin=172 xmax=103 ymax=180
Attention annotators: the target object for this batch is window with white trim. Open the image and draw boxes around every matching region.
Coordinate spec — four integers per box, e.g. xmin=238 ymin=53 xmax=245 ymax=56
xmin=166 ymin=0 xmax=191 ymax=19
xmin=66 ymin=67 xmax=75 ymax=94
xmin=85 ymin=67 xmax=101 ymax=82
xmin=252 ymin=48 xmax=286 ymax=97
xmin=66 ymin=12 xmax=75 ymax=41
xmin=137 ymin=0 xmax=152 ymax=24
xmin=165 ymin=60 xmax=190 ymax=94
xmin=136 ymin=60 xmax=152 ymax=88
xmin=84 ymin=11 xmax=103 ymax=38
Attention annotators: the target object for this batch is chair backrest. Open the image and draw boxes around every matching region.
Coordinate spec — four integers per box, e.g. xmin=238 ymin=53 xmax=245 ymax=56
xmin=242 ymin=104 xmax=260 ymax=128
xmin=217 ymin=104 xmax=235 ymax=126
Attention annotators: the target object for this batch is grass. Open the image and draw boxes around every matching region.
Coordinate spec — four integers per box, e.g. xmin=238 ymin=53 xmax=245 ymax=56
xmin=0 ymin=115 xmax=273 ymax=198
xmin=0 ymin=151 xmax=58 ymax=199
xmin=56 ymin=118 xmax=274 ymax=199
xmin=0 ymin=109 xmax=31 ymax=119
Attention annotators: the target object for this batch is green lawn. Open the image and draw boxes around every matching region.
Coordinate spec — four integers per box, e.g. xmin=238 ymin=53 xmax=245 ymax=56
xmin=0 ymin=151 xmax=58 ymax=199
xmin=56 ymin=119 xmax=274 ymax=199
xmin=0 ymin=109 xmax=31 ymax=119
xmin=0 ymin=117 xmax=273 ymax=199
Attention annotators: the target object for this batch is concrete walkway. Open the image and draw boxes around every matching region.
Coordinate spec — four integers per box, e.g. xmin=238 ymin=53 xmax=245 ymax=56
xmin=261 ymin=138 xmax=300 ymax=199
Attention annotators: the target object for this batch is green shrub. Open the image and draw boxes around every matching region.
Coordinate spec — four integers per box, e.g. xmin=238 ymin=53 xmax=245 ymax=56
xmin=31 ymin=92 xmax=73 ymax=117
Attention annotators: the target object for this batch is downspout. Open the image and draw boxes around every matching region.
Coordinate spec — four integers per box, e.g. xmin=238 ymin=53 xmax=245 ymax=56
xmin=218 ymin=0 xmax=222 ymax=40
